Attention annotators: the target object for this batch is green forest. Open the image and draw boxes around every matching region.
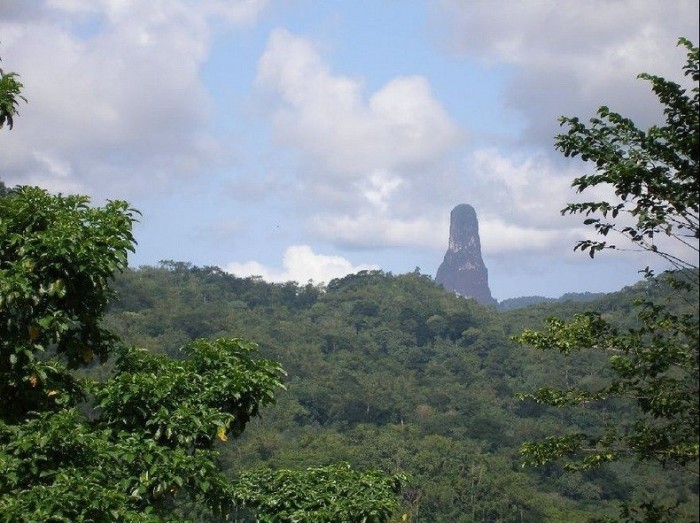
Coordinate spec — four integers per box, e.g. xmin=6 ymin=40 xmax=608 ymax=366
xmin=101 ymin=263 xmax=698 ymax=522
xmin=1 ymin=31 xmax=698 ymax=523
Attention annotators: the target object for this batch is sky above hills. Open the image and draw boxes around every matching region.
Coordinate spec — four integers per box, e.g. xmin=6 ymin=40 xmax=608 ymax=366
xmin=1 ymin=0 xmax=698 ymax=300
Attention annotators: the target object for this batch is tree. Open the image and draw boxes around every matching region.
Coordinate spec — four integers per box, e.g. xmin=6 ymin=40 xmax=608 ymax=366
xmin=515 ymin=38 xmax=699 ymax=520
xmin=0 ymin=54 xmax=26 ymax=130
xmin=0 ymin=187 xmax=139 ymax=422
xmin=231 ymin=463 xmax=405 ymax=523
xmin=0 ymin=188 xmax=253 ymax=520
xmin=557 ymin=37 xmax=698 ymax=273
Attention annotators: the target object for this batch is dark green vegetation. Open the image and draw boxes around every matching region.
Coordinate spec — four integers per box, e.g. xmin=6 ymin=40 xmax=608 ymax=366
xmin=103 ymin=264 xmax=698 ymax=522
xmin=496 ymin=293 xmax=605 ymax=312
xmin=0 ymin=188 xmax=404 ymax=522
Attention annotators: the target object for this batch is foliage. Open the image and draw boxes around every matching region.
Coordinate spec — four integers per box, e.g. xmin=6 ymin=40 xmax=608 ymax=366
xmin=0 ymin=408 xmax=227 ymax=522
xmin=103 ymin=263 xmax=699 ymax=521
xmin=231 ymin=463 xmax=405 ymax=523
xmin=96 ymin=339 xmax=283 ymax=447
xmin=0 ymin=54 xmax=26 ymax=130
xmin=0 ymin=187 xmax=138 ymax=422
xmin=0 ymin=188 xmax=403 ymax=522
xmin=0 ymin=337 xmax=286 ymax=522
xmin=557 ymin=38 xmax=698 ymax=273
xmin=515 ymin=38 xmax=699 ymax=521
xmin=517 ymin=297 xmax=698 ymax=469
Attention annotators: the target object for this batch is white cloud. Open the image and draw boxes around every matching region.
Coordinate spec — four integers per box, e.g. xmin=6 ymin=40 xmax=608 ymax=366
xmin=466 ymin=148 xmax=617 ymax=224
xmin=311 ymin=212 xmax=447 ymax=250
xmin=361 ymin=170 xmax=403 ymax=212
xmin=479 ymin=218 xmax=576 ymax=254
xmin=256 ymin=28 xmax=462 ymax=177
xmin=433 ymin=0 xmax=699 ymax=144
xmin=46 ymin=0 xmax=268 ymax=31
xmin=304 ymin=147 xmax=597 ymax=256
xmin=468 ymin=148 xmax=574 ymax=224
xmin=459 ymin=147 xmax=698 ymax=264
xmin=252 ymin=25 xmax=691 ymax=262
xmin=224 ymin=245 xmax=378 ymax=284
xmin=426 ymin=2 xmax=699 ymax=270
xmin=0 ymin=0 xmax=268 ymax=198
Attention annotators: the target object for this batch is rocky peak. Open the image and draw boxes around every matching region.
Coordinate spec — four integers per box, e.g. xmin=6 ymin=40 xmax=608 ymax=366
xmin=435 ymin=204 xmax=495 ymax=305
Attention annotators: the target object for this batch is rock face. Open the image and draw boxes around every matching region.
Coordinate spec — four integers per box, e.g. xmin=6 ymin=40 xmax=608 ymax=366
xmin=435 ymin=204 xmax=495 ymax=305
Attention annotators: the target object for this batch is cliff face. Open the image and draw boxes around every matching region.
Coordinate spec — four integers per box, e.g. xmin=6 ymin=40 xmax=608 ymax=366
xmin=435 ymin=204 xmax=495 ymax=305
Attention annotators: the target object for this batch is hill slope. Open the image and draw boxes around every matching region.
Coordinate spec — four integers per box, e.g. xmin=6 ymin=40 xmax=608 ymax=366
xmin=104 ymin=264 xmax=698 ymax=522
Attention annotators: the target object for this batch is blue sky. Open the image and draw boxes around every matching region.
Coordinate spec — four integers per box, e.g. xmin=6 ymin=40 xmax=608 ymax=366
xmin=1 ymin=0 xmax=698 ymax=300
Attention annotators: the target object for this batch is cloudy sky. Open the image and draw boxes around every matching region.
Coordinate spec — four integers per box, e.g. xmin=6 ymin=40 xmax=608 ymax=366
xmin=1 ymin=0 xmax=698 ymax=300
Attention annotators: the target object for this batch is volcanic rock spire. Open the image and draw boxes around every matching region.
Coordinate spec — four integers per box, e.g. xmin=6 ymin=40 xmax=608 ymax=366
xmin=435 ymin=204 xmax=495 ymax=305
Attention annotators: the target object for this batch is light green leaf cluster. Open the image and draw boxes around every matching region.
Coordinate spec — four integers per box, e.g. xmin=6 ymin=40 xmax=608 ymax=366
xmin=96 ymin=338 xmax=284 ymax=447
xmin=232 ymin=463 xmax=406 ymax=523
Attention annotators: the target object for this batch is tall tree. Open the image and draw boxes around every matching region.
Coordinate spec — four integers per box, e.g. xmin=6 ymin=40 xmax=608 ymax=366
xmin=515 ymin=38 xmax=699 ymax=521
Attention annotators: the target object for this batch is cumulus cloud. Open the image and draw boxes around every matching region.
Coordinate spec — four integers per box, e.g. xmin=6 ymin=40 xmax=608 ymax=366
xmin=224 ymin=245 xmax=378 ymax=284
xmin=479 ymin=219 xmax=578 ymax=255
xmin=238 ymin=15 xmax=699 ymax=272
xmin=256 ymin=28 xmax=462 ymax=177
xmin=433 ymin=0 xmax=699 ymax=145
xmin=0 ymin=0 xmax=268 ymax=198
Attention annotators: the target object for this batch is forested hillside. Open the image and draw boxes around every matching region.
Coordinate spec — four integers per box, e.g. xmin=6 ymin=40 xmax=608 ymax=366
xmin=104 ymin=263 xmax=699 ymax=522
xmin=3 ymin=13 xmax=697 ymax=523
